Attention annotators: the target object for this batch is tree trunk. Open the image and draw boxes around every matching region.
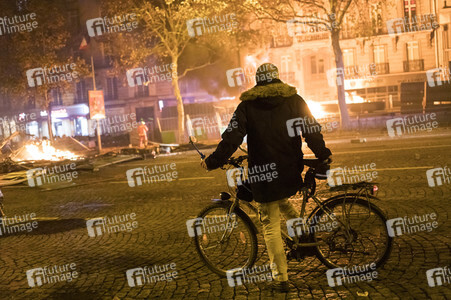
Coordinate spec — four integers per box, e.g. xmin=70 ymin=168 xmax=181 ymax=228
xmin=331 ymin=29 xmax=350 ymax=129
xmin=171 ymin=58 xmax=185 ymax=144
xmin=44 ymin=91 xmax=54 ymax=142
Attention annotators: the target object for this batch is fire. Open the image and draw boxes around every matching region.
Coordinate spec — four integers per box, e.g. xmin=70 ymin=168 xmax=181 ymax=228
xmin=306 ymin=100 xmax=329 ymax=119
xmin=20 ymin=140 xmax=79 ymax=161
xmin=346 ymin=92 xmax=365 ymax=104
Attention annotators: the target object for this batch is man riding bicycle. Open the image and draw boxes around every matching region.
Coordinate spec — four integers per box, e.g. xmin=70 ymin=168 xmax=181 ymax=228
xmin=201 ymin=63 xmax=332 ymax=292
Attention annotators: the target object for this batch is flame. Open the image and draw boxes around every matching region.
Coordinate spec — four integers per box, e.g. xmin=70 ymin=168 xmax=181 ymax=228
xmin=306 ymin=100 xmax=329 ymax=119
xmin=346 ymin=92 xmax=365 ymax=104
xmin=20 ymin=140 xmax=79 ymax=161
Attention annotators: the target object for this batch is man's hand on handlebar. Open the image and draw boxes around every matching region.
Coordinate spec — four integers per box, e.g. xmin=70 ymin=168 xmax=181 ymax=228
xmin=200 ymin=159 xmax=211 ymax=171
xmin=321 ymin=155 xmax=333 ymax=165
xmin=315 ymin=155 xmax=332 ymax=180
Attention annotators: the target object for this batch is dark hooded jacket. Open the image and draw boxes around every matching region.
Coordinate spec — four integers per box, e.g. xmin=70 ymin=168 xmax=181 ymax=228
xmin=205 ymin=80 xmax=332 ymax=203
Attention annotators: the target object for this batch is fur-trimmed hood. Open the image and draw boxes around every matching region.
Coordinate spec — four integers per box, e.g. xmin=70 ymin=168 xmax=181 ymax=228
xmin=240 ymin=82 xmax=297 ymax=101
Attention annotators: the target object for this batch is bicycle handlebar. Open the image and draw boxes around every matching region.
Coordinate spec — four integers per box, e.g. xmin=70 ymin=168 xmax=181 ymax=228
xmin=189 ymin=135 xmax=322 ymax=171
xmin=303 ymin=158 xmax=321 ymax=169
xmin=226 ymin=155 xmax=248 ymax=168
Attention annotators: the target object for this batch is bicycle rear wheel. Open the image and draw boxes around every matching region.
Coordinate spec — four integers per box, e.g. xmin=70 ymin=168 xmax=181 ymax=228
xmin=193 ymin=201 xmax=258 ymax=277
xmin=0 ymin=202 xmax=5 ymax=218
xmin=311 ymin=197 xmax=392 ymax=270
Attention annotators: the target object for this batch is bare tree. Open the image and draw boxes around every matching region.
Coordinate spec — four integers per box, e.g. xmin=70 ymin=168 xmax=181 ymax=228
xmin=0 ymin=0 xmax=89 ymax=140
xmin=102 ymin=0 xmax=246 ymax=143
xmin=239 ymin=0 xmax=384 ymax=128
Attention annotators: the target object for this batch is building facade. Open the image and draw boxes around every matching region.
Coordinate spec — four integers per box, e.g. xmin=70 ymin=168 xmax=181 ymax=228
xmin=264 ymin=0 xmax=450 ymax=115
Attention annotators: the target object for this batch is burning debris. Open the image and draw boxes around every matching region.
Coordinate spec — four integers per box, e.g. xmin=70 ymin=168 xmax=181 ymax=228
xmin=13 ymin=140 xmax=80 ymax=162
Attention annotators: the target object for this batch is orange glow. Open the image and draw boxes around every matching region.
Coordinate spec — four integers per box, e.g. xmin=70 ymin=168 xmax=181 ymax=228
xmin=19 ymin=140 xmax=79 ymax=161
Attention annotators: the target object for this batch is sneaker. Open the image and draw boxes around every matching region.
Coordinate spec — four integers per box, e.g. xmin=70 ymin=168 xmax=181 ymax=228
xmin=268 ymin=280 xmax=290 ymax=293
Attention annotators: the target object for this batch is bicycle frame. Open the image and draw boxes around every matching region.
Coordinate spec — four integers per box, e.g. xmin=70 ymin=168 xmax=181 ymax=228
xmin=189 ymin=137 xmax=379 ymax=251
xmin=222 ymin=166 xmax=374 ymax=249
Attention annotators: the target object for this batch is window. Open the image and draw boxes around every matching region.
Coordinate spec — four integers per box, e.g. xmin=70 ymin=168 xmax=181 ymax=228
xmin=404 ymin=41 xmax=423 ymax=71
xmin=280 ymin=72 xmax=295 ymax=84
xmin=406 ymin=41 xmax=419 ymax=61
xmin=136 ymin=85 xmax=149 ymax=98
xmin=370 ymin=3 xmax=383 ymax=34
xmin=318 ymin=59 xmax=324 ymax=73
xmin=67 ymin=9 xmax=80 ymax=32
xmin=404 ymin=0 xmax=417 ymax=23
xmin=343 ymin=49 xmax=355 ymax=66
xmin=310 ymin=56 xmax=324 ymax=74
xmin=446 ymin=25 xmax=451 ymax=50
xmin=105 ymin=77 xmax=118 ymax=101
xmin=76 ymin=80 xmax=88 ymax=103
xmin=281 ymin=55 xmax=292 ymax=73
xmin=310 ymin=56 xmax=317 ymax=74
xmin=51 ymin=88 xmax=63 ymax=106
xmin=26 ymin=95 xmax=35 ymax=109
xmin=373 ymin=45 xmax=386 ymax=64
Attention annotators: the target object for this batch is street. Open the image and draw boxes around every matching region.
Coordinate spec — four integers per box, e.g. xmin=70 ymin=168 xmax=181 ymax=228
xmin=0 ymin=131 xmax=450 ymax=299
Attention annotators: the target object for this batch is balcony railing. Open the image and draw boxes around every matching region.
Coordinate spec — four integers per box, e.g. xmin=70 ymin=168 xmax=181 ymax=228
xmin=374 ymin=63 xmax=390 ymax=74
xmin=403 ymin=59 xmax=424 ymax=72
xmin=344 ymin=66 xmax=359 ymax=78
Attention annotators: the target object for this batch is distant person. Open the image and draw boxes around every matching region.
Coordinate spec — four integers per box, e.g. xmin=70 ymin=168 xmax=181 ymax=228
xmin=138 ymin=120 xmax=149 ymax=148
xmin=201 ymin=63 xmax=332 ymax=292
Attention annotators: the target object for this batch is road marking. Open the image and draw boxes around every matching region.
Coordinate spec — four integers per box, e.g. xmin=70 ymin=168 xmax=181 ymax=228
xmin=178 ymin=177 xmax=215 ymax=181
xmin=375 ymin=166 xmax=434 ymax=171
xmin=309 ymin=166 xmax=434 ymax=174
xmin=327 ymin=144 xmax=451 ymax=155
xmin=107 ymin=177 xmax=215 ymax=184
xmin=32 ymin=217 xmax=60 ymax=221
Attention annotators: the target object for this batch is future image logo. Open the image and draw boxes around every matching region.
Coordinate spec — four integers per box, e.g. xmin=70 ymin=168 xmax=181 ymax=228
xmin=426 ymin=167 xmax=451 ymax=187
xmin=186 ymin=214 xmax=237 ymax=238
xmin=26 ymin=263 xmax=78 ymax=288
xmin=126 ymin=263 xmax=178 ymax=287
xmin=426 ymin=67 xmax=451 ymax=87
xmin=186 ymin=14 xmax=237 ymax=37
xmin=286 ymin=214 xmax=337 ymax=237
xmin=226 ymin=168 xmax=244 ymax=187
xmin=326 ymin=264 xmax=377 ymax=287
xmin=386 ymin=14 xmax=439 ymax=35
xmin=386 ymin=114 xmax=439 ymax=137
xmin=0 ymin=213 xmax=38 ymax=236
xmin=426 ymin=266 xmax=451 ymax=287
xmin=386 ymin=18 xmax=405 ymax=34
xmin=286 ymin=14 xmax=336 ymax=37
xmin=327 ymin=164 xmax=377 ymax=187
xmin=326 ymin=68 xmax=344 ymax=87
xmin=86 ymin=14 xmax=138 ymax=37
xmin=126 ymin=64 xmax=176 ymax=87
xmin=386 ymin=213 xmax=438 ymax=237
xmin=126 ymin=68 xmax=146 ymax=87
xmin=26 ymin=164 xmax=78 ymax=187
xmin=326 ymin=65 xmax=376 ymax=87
xmin=226 ymin=264 xmax=274 ymax=287
xmin=26 ymin=64 xmax=78 ymax=87
xmin=126 ymin=164 xmax=178 ymax=187
xmin=0 ymin=14 xmax=38 ymax=36
xmin=86 ymin=213 xmax=138 ymax=237
xmin=226 ymin=164 xmax=278 ymax=187
xmin=226 ymin=68 xmax=245 ymax=87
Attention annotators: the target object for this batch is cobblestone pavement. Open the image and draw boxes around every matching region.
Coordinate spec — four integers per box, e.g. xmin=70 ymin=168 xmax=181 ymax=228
xmin=0 ymin=132 xmax=450 ymax=299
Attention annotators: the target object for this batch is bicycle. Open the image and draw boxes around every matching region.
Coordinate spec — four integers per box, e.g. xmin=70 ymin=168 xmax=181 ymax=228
xmin=189 ymin=137 xmax=392 ymax=277
xmin=0 ymin=189 xmax=5 ymax=218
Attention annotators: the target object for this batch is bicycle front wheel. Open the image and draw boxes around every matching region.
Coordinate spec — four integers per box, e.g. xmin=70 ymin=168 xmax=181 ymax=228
xmin=192 ymin=201 xmax=258 ymax=277
xmin=311 ymin=197 xmax=392 ymax=270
